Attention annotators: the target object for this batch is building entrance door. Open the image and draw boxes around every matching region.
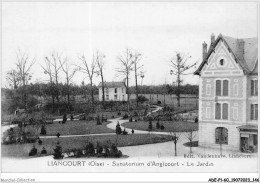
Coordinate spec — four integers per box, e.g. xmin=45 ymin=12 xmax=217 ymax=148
xmin=240 ymin=134 xmax=258 ymax=153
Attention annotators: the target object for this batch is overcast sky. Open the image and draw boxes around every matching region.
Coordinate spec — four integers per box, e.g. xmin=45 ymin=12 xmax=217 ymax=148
xmin=1 ymin=2 xmax=258 ymax=87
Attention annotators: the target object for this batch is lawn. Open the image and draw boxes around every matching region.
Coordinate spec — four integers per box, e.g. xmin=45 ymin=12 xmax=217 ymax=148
xmin=1 ymin=134 xmax=172 ymax=158
xmin=122 ymin=121 xmax=198 ymax=132
xmin=41 ymin=120 xmax=115 ymax=136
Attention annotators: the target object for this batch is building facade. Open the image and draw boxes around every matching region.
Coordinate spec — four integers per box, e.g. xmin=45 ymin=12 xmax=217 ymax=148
xmin=98 ymin=81 xmax=127 ymax=101
xmin=194 ymin=34 xmax=258 ymax=152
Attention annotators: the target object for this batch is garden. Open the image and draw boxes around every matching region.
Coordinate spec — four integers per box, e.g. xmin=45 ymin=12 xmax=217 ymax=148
xmin=1 ymin=134 xmax=172 ymax=158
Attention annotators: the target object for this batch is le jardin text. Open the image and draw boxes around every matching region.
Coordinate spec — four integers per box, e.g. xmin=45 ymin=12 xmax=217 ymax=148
xmin=47 ymin=160 xmax=214 ymax=167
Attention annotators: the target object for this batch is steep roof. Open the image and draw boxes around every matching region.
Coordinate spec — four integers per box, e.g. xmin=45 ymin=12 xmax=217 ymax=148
xmin=98 ymin=81 xmax=126 ymax=88
xmin=194 ymin=34 xmax=258 ymax=75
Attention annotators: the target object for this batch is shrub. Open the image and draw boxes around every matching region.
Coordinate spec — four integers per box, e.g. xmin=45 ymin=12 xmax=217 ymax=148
xmin=129 ymin=117 xmax=133 ymax=122
xmin=110 ymin=143 xmax=122 ymax=158
xmin=122 ymin=129 xmax=128 ymax=135
xmin=85 ymin=142 xmax=95 ymax=156
xmin=137 ymin=95 xmax=149 ymax=104
xmin=116 ymin=122 xmax=122 ymax=135
xmin=122 ymin=114 xmax=129 ymax=119
xmin=96 ymin=142 xmax=103 ymax=155
xmin=40 ymin=125 xmax=47 ymax=135
xmin=53 ymin=143 xmax=63 ymax=159
xmin=156 ymin=121 xmax=160 ymax=129
xmin=118 ymin=111 xmax=121 ymax=116
xmin=96 ymin=115 xmax=102 ymax=125
xmin=160 ymin=124 xmax=165 ymax=130
xmin=148 ymin=121 xmax=153 ymax=131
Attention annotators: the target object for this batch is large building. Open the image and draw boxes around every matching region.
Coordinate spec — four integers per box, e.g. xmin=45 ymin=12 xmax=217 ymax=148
xmin=194 ymin=34 xmax=258 ymax=152
xmin=98 ymin=81 xmax=127 ymax=101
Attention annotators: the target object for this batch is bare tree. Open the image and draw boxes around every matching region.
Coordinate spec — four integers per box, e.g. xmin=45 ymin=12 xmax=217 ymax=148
xmin=78 ymin=54 xmax=97 ymax=115
xmin=41 ymin=53 xmax=65 ymax=113
xmin=132 ymin=51 xmax=143 ymax=107
xmin=15 ymin=50 xmax=35 ymax=109
xmin=59 ymin=57 xmax=77 ymax=112
xmin=184 ymin=130 xmax=197 ymax=153
xmin=170 ymin=52 xmax=196 ymax=107
xmin=40 ymin=56 xmax=55 ymax=113
xmin=95 ymin=51 xmax=106 ymax=108
xmin=169 ymin=132 xmax=182 ymax=157
xmin=48 ymin=53 xmax=65 ymax=111
xmin=6 ymin=69 xmax=20 ymax=89
xmin=116 ymin=48 xmax=135 ymax=112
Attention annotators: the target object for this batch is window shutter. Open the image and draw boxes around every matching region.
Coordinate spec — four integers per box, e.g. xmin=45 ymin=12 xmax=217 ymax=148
xmin=250 ymin=104 xmax=254 ymax=120
xmin=223 ymin=80 xmax=229 ymax=96
xmin=251 ymin=80 xmax=255 ymax=96
xmin=255 ymin=104 xmax=258 ymax=120
xmin=215 ymin=103 xmax=221 ymax=119
xmin=222 ymin=103 xmax=228 ymax=120
xmin=216 ymin=80 xmax=221 ymax=96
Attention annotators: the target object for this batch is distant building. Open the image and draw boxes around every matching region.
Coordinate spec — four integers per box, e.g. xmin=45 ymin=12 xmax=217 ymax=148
xmin=194 ymin=33 xmax=258 ymax=152
xmin=14 ymin=107 xmax=25 ymax=115
xmin=98 ymin=81 xmax=127 ymax=101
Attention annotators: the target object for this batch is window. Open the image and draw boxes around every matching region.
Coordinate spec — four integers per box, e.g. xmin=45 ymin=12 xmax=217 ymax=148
xmin=215 ymin=103 xmax=229 ymax=120
xmin=251 ymin=80 xmax=258 ymax=96
xmin=222 ymin=103 xmax=228 ymax=120
xmin=233 ymin=107 xmax=238 ymax=120
xmin=223 ymin=80 xmax=229 ymax=96
xmin=219 ymin=59 xmax=225 ymax=66
xmin=216 ymin=80 xmax=222 ymax=96
xmin=215 ymin=127 xmax=228 ymax=144
xmin=233 ymin=84 xmax=238 ymax=96
xmin=106 ymin=95 xmax=109 ymax=100
xmin=206 ymin=84 xmax=211 ymax=95
xmin=216 ymin=79 xmax=229 ymax=96
xmin=215 ymin=103 xmax=221 ymax=120
xmin=115 ymin=88 xmax=117 ymax=93
xmin=114 ymin=95 xmax=117 ymax=100
xmin=206 ymin=107 xmax=211 ymax=119
xmin=250 ymin=104 xmax=258 ymax=120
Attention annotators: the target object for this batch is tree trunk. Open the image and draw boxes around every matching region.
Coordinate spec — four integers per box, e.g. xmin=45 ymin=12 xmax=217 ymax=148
xmin=67 ymin=83 xmax=70 ymax=112
xmin=190 ymin=139 xmax=192 ymax=153
xmin=126 ymin=75 xmax=130 ymax=112
xmin=90 ymin=80 xmax=94 ymax=117
xmin=135 ymin=64 xmax=138 ymax=107
xmin=174 ymin=141 xmax=177 ymax=156
xmin=101 ymin=74 xmax=105 ymax=108
xmin=177 ymin=74 xmax=181 ymax=107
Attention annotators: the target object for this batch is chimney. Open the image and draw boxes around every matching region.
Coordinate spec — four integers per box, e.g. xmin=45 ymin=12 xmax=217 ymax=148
xmin=202 ymin=41 xmax=207 ymax=60
xmin=238 ymin=39 xmax=245 ymax=60
xmin=211 ymin=33 xmax=215 ymax=45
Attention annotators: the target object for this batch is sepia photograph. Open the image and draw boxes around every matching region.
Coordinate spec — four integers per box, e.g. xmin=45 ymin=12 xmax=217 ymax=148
xmin=0 ymin=1 xmax=259 ymax=182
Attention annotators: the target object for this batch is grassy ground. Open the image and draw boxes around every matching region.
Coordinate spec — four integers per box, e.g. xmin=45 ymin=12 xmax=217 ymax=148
xmin=122 ymin=121 xmax=198 ymax=132
xmin=1 ymin=134 xmax=171 ymax=158
xmin=42 ymin=120 xmax=115 ymax=136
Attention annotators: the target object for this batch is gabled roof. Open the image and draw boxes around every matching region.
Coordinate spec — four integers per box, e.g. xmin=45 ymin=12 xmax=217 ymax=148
xmin=98 ymin=81 xmax=126 ymax=88
xmin=194 ymin=34 xmax=258 ymax=75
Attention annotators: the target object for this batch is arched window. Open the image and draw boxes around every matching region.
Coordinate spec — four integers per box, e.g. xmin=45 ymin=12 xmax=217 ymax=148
xmin=215 ymin=127 xmax=228 ymax=144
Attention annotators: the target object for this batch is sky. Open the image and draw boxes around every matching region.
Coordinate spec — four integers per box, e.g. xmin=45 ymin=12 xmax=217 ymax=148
xmin=1 ymin=1 xmax=258 ymax=88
